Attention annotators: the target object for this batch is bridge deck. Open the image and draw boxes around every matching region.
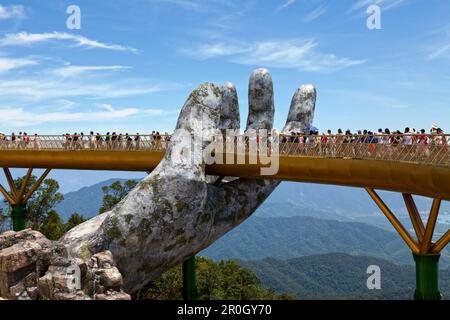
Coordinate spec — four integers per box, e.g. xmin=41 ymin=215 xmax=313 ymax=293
xmin=0 ymin=134 xmax=449 ymax=200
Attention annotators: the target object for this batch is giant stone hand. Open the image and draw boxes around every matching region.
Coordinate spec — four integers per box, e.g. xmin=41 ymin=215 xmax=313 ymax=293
xmin=0 ymin=69 xmax=317 ymax=299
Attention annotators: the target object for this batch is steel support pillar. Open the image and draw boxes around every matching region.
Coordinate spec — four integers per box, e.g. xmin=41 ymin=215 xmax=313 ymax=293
xmin=413 ymin=254 xmax=441 ymax=300
xmin=0 ymin=168 xmax=51 ymax=232
xmin=11 ymin=204 xmax=26 ymax=231
xmin=182 ymin=256 xmax=198 ymax=300
xmin=366 ymin=188 xmax=448 ymax=301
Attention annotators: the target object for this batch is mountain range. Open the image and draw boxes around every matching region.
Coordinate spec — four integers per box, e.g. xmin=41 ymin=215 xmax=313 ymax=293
xmin=54 ymin=179 xmax=450 ymax=268
xmin=240 ymin=253 xmax=450 ymax=300
xmin=5 ymin=176 xmax=450 ymax=299
xmin=55 ymin=179 xmax=450 ymax=248
xmin=201 ymin=215 xmax=450 ymax=268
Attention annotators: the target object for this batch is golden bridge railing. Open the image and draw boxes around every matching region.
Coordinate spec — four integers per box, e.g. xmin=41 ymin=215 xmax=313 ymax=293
xmin=0 ymin=135 xmax=171 ymax=152
xmin=0 ymin=133 xmax=449 ymax=167
xmin=278 ymin=135 xmax=450 ymax=167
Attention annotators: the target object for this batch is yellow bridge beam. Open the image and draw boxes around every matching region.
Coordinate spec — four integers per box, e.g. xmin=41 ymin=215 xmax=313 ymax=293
xmin=432 ymin=230 xmax=450 ymax=254
xmin=16 ymin=168 xmax=33 ymax=204
xmin=0 ymin=183 xmax=15 ymax=205
xmin=1 ymin=150 xmax=450 ymax=201
xmin=403 ymin=193 xmax=425 ymax=243
xmin=365 ymin=188 xmax=420 ymax=254
xmin=22 ymin=169 xmax=51 ymax=204
xmin=3 ymin=168 xmax=18 ymax=199
xmin=420 ymin=199 xmax=442 ymax=254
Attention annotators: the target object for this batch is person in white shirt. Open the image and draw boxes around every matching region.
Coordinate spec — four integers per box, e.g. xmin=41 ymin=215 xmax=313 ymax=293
xmin=403 ymin=127 xmax=413 ymax=145
xmin=89 ymin=131 xmax=96 ymax=150
xmin=33 ymin=134 xmax=40 ymax=150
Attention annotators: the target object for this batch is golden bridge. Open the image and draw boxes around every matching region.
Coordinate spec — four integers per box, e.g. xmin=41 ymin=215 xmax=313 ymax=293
xmin=0 ymin=133 xmax=449 ymax=300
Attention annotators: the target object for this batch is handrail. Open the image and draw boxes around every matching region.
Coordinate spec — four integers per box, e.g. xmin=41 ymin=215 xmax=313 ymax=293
xmin=0 ymin=133 xmax=448 ymax=168
xmin=0 ymin=134 xmax=171 ymax=152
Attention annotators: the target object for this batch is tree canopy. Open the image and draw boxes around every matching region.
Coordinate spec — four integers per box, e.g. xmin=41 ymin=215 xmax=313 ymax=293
xmin=1 ymin=177 xmax=299 ymax=300
xmin=11 ymin=175 xmax=64 ymax=231
xmin=143 ymin=256 xmax=297 ymax=300
xmin=0 ymin=207 xmax=9 ymax=233
xmin=1 ymin=174 xmax=86 ymax=240
xmin=99 ymin=179 xmax=138 ymax=214
xmin=65 ymin=213 xmax=86 ymax=231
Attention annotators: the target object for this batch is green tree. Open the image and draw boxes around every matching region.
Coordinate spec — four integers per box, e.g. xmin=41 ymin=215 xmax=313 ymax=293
xmin=11 ymin=175 xmax=64 ymax=231
xmin=0 ymin=207 xmax=10 ymax=233
xmin=64 ymin=212 xmax=86 ymax=232
xmin=99 ymin=180 xmax=138 ymax=214
xmin=144 ymin=264 xmax=183 ymax=300
xmin=40 ymin=210 xmax=64 ymax=240
xmin=1 ymin=174 xmax=65 ymax=238
xmin=143 ymin=256 xmax=297 ymax=300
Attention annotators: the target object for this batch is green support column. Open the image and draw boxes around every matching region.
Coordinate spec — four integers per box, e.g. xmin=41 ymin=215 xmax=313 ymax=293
xmin=11 ymin=204 xmax=26 ymax=232
xmin=182 ymin=256 xmax=198 ymax=300
xmin=413 ymin=253 xmax=441 ymax=300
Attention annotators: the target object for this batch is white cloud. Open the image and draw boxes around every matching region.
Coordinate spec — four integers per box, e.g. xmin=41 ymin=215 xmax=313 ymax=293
xmin=51 ymin=65 xmax=131 ymax=78
xmin=96 ymin=103 xmax=166 ymax=115
xmin=303 ymin=5 xmax=327 ymax=22
xmin=427 ymin=44 xmax=450 ymax=60
xmin=181 ymin=43 xmax=249 ymax=59
xmin=0 ymin=56 xmax=38 ymax=73
xmin=0 ymin=55 xmax=185 ymax=111
xmin=326 ymin=88 xmax=409 ymax=109
xmin=425 ymin=25 xmax=450 ymax=60
xmin=0 ymin=78 xmax=175 ymax=101
xmin=158 ymin=0 xmax=203 ymax=11
xmin=348 ymin=0 xmax=407 ymax=14
xmin=155 ymin=0 xmax=239 ymax=12
xmin=97 ymin=103 xmax=115 ymax=112
xmin=54 ymin=99 xmax=77 ymax=111
xmin=0 ymin=105 xmax=169 ymax=127
xmin=0 ymin=32 xmax=138 ymax=53
xmin=184 ymin=39 xmax=365 ymax=72
xmin=277 ymin=0 xmax=296 ymax=11
xmin=0 ymin=4 xmax=25 ymax=20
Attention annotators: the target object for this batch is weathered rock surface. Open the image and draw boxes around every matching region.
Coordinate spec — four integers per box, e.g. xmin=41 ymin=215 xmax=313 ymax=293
xmin=0 ymin=230 xmax=130 ymax=300
xmin=0 ymin=69 xmax=316 ymax=298
xmin=59 ymin=68 xmax=316 ymax=294
xmin=284 ymin=84 xmax=317 ymax=134
xmin=0 ymin=229 xmax=52 ymax=299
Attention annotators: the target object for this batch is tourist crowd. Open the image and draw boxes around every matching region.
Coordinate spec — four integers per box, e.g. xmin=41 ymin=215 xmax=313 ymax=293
xmin=0 ymin=131 xmax=171 ymax=150
xmin=278 ymin=125 xmax=448 ymax=146
xmin=0 ymin=126 xmax=448 ymax=152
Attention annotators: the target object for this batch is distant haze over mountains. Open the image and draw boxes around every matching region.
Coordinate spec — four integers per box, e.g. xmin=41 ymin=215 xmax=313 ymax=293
xmin=54 ymin=178 xmax=450 ymax=268
xmin=3 ymin=176 xmax=450 ymax=299
xmin=201 ymin=216 xmax=450 ymax=268
xmin=56 ymin=178 xmax=450 ymax=236
xmin=240 ymin=253 xmax=450 ymax=300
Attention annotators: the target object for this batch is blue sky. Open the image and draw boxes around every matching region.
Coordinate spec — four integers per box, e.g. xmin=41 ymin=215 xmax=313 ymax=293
xmin=0 ymin=0 xmax=449 ymax=136
xmin=0 ymin=0 xmax=449 ymax=191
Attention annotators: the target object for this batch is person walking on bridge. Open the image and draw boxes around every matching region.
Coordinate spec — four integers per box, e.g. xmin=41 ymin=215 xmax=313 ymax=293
xmin=105 ymin=132 xmax=111 ymax=150
xmin=125 ymin=134 xmax=133 ymax=150
xmin=134 ymin=133 xmax=141 ymax=150
xmin=95 ymin=133 xmax=103 ymax=149
xmin=33 ymin=134 xmax=40 ymax=150
xmin=89 ymin=131 xmax=96 ymax=150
